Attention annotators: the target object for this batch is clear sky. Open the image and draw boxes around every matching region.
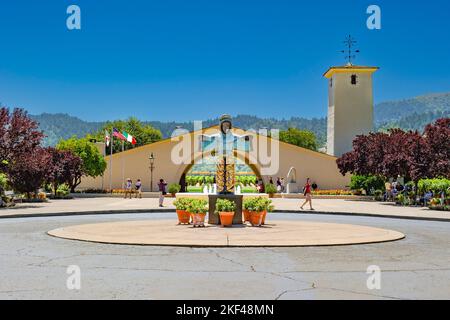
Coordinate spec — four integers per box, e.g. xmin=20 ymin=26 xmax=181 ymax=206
xmin=0 ymin=0 xmax=449 ymax=122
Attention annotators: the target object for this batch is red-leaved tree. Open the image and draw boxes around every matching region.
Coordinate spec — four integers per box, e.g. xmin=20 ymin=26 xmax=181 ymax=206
xmin=424 ymin=118 xmax=450 ymax=178
xmin=0 ymin=108 xmax=44 ymax=173
xmin=7 ymin=148 xmax=52 ymax=198
xmin=337 ymin=118 xmax=450 ymax=200
xmin=46 ymin=148 xmax=83 ymax=195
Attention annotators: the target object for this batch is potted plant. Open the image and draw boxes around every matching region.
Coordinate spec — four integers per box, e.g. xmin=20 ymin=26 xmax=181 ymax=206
xmin=168 ymin=183 xmax=181 ymax=197
xmin=257 ymin=197 xmax=274 ymax=225
xmin=264 ymin=184 xmax=277 ymax=198
xmin=245 ymin=196 xmax=273 ymax=227
xmin=243 ymin=197 xmax=256 ymax=223
xmin=215 ymin=198 xmax=236 ymax=227
xmin=186 ymin=199 xmax=208 ymax=227
xmin=173 ymin=197 xmax=192 ymax=225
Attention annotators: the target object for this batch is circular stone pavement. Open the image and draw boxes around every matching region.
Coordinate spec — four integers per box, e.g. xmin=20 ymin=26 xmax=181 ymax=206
xmin=47 ymin=219 xmax=405 ymax=247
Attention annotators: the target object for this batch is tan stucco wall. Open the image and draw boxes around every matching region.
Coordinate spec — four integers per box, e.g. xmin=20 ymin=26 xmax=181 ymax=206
xmin=79 ymin=126 xmax=350 ymax=191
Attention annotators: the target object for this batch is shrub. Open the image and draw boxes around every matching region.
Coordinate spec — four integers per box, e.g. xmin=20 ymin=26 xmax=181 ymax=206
xmin=243 ymin=197 xmax=260 ymax=211
xmin=264 ymin=183 xmax=277 ymax=194
xmin=418 ymin=178 xmax=450 ymax=196
xmin=0 ymin=173 xmax=8 ymax=195
xmin=215 ymin=198 xmax=236 ymax=213
xmin=243 ymin=197 xmax=273 ymax=212
xmin=374 ymin=189 xmax=384 ymax=201
xmin=168 ymin=183 xmax=181 ymax=194
xmin=350 ymin=175 xmax=385 ymax=195
xmin=173 ymin=197 xmax=193 ymax=211
xmin=256 ymin=197 xmax=274 ymax=212
xmin=56 ymin=184 xmax=70 ymax=197
xmin=186 ymin=199 xmax=208 ymax=214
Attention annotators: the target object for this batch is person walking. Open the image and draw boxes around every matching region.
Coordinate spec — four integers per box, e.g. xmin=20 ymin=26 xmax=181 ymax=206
xmin=124 ymin=178 xmax=133 ymax=199
xmin=280 ymin=177 xmax=285 ymax=193
xmin=135 ymin=179 xmax=142 ymax=199
xmin=158 ymin=178 xmax=167 ymax=207
xmin=300 ymin=178 xmax=314 ymax=210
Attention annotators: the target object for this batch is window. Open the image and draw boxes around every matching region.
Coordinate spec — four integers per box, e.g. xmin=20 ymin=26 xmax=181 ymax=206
xmin=351 ymin=74 xmax=358 ymax=85
xmin=330 ymin=78 xmax=333 ymax=87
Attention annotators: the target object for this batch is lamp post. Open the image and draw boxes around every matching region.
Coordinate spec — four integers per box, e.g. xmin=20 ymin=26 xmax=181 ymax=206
xmin=149 ymin=153 xmax=155 ymax=192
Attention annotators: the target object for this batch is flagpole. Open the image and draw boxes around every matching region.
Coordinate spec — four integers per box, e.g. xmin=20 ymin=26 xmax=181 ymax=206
xmin=122 ymin=140 xmax=125 ymax=190
xmin=101 ymin=142 xmax=105 ymax=190
xmin=109 ymin=130 xmax=113 ymax=193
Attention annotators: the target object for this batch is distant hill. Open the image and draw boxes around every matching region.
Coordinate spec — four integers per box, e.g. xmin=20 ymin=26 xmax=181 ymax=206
xmin=27 ymin=92 xmax=450 ymax=147
xmin=30 ymin=113 xmax=103 ymax=146
xmin=375 ymin=92 xmax=450 ymax=128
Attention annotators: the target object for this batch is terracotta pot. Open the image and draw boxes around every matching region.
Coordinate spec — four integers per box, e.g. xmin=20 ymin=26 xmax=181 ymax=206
xmin=176 ymin=210 xmax=190 ymax=224
xmin=261 ymin=210 xmax=267 ymax=225
xmin=192 ymin=213 xmax=206 ymax=227
xmin=243 ymin=210 xmax=251 ymax=222
xmin=250 ymin=211 xmax=264 ymax=227
xmin=219 ymin=212 xmax=235 ymax=227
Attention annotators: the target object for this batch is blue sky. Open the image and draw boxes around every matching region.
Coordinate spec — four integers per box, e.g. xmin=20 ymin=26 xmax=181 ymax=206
xmin=0 ymin=0 xmax=449 ymax=122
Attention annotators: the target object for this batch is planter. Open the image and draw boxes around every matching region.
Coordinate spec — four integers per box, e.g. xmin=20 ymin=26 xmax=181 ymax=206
xmin=243 ymin=210 xmax=251 ymax=223
xmin=261 ymin=210 xmax=267 ymax=225
xmin=219 ymin=212 xmax=235 ymax=227
xmin=176 ymin=210 xmax=191 ymax=225
xmin=192 ymin=213 xmax=206 ymax=227
xmin=268 ymin=193 xmax=274 ymax=198
xmin=250 ymin=211 xmax=264 ymax=227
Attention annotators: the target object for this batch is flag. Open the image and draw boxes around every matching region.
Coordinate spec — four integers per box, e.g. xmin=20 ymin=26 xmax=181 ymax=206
xmin=105 ymin=130 xmax=110 ymax=147
xmin=112 ymin=128 xmax=126 ymax=141
xmin=122 ymin=131 xmax=137 ymax=145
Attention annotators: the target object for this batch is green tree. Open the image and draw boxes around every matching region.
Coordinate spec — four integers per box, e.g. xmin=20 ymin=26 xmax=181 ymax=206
xmin=279 ymin=128 xmax=318 ymax=151
xmin=349 ymin=175 xmax=385 ymax=195
xmin=57 ymin=137 xmax=107 ymax=192
xmin=93 ymin=117 xmax=162 ymax=154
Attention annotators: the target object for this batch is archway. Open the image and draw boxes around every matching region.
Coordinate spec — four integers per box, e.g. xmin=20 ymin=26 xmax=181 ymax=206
xmin=179 ymin=150 xmax=262 ymax=193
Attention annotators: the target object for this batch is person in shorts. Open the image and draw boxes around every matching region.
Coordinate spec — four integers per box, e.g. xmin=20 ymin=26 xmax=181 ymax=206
xmin=135 ymin=179 xmax=142 ymax=199
xmin=158 ymin=178 xmax=167 ymax=207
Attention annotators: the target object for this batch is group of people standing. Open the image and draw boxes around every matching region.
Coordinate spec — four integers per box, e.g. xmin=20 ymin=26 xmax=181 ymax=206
xmin=123 ymin=178 xmax=168 ymax=207
xmin=256 ymin=177 xmax=286 ymax=193
xmin=123 ymin=176 xmax=316 ymax=211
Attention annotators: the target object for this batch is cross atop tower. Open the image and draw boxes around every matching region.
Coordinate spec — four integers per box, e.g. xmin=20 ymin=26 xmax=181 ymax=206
xmin=341 ymin=35 xmax=360 ymax=66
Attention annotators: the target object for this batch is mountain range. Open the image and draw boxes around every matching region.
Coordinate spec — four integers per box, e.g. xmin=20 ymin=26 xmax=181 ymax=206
xmin=29 ymin=92 xmax=450 ymax=147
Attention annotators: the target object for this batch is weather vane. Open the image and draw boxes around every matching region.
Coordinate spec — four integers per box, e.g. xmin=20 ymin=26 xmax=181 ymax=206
xmin=341 ymin=35 xmax=360 ymax=66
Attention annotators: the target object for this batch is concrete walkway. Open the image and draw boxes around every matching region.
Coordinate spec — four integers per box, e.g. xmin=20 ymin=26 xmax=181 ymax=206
xmin=1 ymin=196 xmax=449 ymax=221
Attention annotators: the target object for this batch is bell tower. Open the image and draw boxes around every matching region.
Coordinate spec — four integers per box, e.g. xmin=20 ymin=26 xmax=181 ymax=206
xmin=324 ymin=36 xmax=378 ymax=157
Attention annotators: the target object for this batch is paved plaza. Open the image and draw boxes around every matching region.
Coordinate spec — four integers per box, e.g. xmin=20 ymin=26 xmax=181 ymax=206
xmin=0 ymin=212 xmax=449 ymax=299
xmin=1 ymin=197 xmax=449 ymax=221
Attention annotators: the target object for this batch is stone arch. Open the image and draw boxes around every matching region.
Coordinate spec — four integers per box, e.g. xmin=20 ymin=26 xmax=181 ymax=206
xmin=177 ymin=150 xmax=262 ymax=188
